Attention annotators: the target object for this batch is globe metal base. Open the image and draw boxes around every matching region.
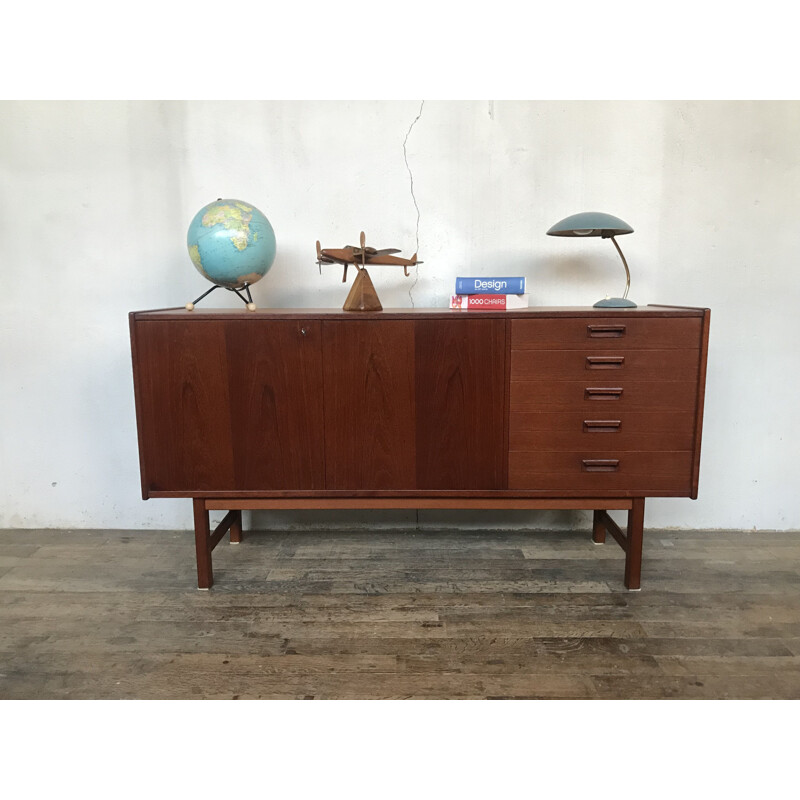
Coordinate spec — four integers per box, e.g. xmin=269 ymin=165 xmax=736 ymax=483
xmin=593 ymin=297 xmax=637 ymax=308
xmin=186 ymin=282 xmax=256 ymax=311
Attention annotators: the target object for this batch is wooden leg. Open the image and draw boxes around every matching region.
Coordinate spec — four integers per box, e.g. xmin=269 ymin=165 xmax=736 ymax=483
xmin=592 ymin=510 xmax=607 ymax=543
xmin=624 ymin=498 xmax=645 ymax=590
xmin=192 ymin=498 xmax=214 ymax=590
xmin=230 ymin=510 xmax=243 ymax=544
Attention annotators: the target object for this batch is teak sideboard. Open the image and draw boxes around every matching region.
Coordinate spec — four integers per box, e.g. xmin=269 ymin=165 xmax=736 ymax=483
xmin=129 ymin=306 xmax=710 ymax=590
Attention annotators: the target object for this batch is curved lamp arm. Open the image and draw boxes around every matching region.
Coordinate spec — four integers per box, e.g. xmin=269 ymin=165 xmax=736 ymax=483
xmin=609 ymin=235 xmax=631 ymax=300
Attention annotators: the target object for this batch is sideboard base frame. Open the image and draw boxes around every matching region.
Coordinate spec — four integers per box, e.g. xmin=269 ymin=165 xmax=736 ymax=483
xmin=191 ymin=497 xmax=645 ymax=591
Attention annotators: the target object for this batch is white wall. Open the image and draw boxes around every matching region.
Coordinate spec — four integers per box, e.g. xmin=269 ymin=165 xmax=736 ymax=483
xmin=1 ymin=100 xmax=798 ymax=531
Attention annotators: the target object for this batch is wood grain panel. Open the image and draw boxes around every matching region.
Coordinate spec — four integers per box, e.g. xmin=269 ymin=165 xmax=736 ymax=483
xmin=132 ymin=319 xmax=235 ymax=493
xmin=224 ymin=319 xmax=325 ymax=490
xmin=322 ymin=320 xmax=416 ymax=489
xmin=415 ymin=318 xmax=506 ymax=489
xmin=511 ymin=317 xmax=703 ymax=349
xmin=510 ymin=380 xmax=700 ymax=412
xmin=509 ymin=410 xmax=696 ymax=451
xmin=510 ymin=348 xmax=700 ymax=381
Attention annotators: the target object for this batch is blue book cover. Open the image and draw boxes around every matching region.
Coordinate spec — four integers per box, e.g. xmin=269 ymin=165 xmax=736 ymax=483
xmin=455 ymin=276 xmax=526 ymax=294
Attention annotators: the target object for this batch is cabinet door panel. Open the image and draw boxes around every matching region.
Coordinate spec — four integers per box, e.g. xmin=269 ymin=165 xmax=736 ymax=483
xmin=225 ymin=319 xmax=325 ymax=489
xmin=415 ymin=318 xmax=506 ymax=489
xmin=323 ymin=320 xmax=416 ymax=489
xmin=133 ymin=320 xmax=235 ymax=493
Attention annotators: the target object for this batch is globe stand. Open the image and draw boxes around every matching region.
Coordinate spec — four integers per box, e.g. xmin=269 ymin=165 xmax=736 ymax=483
xmin=186 ymin=283 xmax=256 ymax=312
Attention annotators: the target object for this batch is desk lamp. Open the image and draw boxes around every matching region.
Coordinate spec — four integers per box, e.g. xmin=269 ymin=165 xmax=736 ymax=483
xmin=547 ymin=211 xmax=636 ymax=308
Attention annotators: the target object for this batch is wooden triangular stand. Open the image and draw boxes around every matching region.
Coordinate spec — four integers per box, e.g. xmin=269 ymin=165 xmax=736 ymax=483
xmin=343 ymin=269 xmax=382 ymax=312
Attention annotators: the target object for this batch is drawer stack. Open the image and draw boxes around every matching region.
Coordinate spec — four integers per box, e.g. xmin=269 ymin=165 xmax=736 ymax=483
xmin=508 ymin=315 xmax=704 ymax=495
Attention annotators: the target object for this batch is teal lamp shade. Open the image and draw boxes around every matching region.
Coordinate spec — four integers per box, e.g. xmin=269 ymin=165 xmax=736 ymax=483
xmin=547 ymin=212 xmax=636 ymax=308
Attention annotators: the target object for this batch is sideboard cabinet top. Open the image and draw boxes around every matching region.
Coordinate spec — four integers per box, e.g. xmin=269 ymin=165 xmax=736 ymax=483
xmin=131 ymin=305 xmax=708 ymax=322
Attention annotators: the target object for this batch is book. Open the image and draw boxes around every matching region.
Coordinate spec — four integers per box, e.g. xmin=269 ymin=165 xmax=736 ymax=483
xmin=455 ymin=276 xmax=526 ymax=294
xmin=450 ymin=294 xmax=530 ymax=310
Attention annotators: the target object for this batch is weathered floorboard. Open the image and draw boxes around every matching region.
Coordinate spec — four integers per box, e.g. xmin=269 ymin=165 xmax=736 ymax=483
xmin=1 ymin=528 xmax=799 ymax=699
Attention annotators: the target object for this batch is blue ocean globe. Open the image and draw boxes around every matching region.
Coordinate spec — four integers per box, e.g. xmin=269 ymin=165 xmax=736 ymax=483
xmin=187 ymin=198 xmax=276 ymax=289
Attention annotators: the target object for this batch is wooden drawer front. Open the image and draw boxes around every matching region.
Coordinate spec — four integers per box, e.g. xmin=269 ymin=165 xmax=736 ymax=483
xmin=510 ymin=380 xmax=699 ymax=412
xmin=511 ymin=317 xmax=702 ymax=350
xmin=509 ymin=410 xmax=695 ymax=451
xmin=508 ymin=450 xmax=693 ymax=494
xmin=510 ymin=348 xmax=699 ymax=382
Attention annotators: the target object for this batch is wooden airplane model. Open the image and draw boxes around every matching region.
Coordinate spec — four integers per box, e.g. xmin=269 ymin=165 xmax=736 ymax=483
xmin=316 ymin=231 xmax=421 ymax=312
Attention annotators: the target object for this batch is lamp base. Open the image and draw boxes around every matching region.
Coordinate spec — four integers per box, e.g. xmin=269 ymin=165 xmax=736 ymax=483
xmin=594 ymin=297 xmax=637 ymax=308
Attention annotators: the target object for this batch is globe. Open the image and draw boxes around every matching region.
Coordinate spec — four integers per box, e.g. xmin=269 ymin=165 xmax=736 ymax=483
xmin=187 ymin=198 xmax=276 ymax=290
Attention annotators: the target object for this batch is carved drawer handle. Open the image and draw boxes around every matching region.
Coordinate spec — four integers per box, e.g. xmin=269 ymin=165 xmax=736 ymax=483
xmin=582 ymin=459 xmax=620 ymax=472
xmin=587 ymin=324 xmax=626 ymax=338
xmin=584 ymin=388 xmax=623 ymax=401
xmin=586 ymin=356 xmax=625 ymax=369
xmin=583 ymin=420 xmax=622 ymax=433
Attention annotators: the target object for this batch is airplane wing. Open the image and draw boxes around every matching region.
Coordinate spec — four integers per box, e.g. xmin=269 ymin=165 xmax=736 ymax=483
xmin=364 ymin=253 xmax=421 ymax=266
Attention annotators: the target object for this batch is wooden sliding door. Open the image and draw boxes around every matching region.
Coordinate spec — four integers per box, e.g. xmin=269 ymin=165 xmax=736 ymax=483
xmin=415 ymin=318 xmax=506 ymax=489
xmin=322 ymin=320 xmax=416 ymax=490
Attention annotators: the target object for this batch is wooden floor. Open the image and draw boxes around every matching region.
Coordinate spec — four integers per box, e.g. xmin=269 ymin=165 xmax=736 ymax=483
xmin=1 ymin=526 xmax=799 ymax=699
